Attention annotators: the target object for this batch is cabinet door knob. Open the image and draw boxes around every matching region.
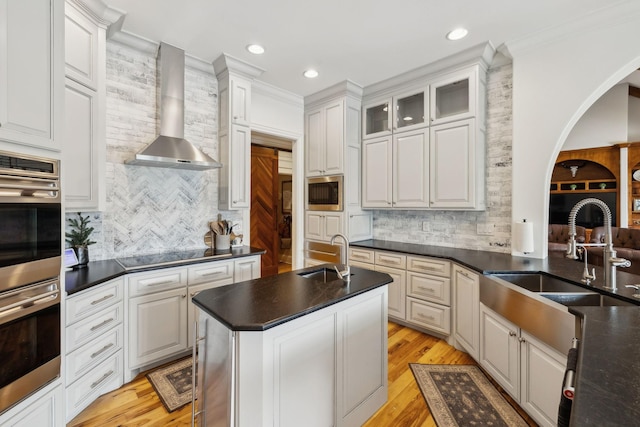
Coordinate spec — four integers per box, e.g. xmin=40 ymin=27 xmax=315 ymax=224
xmin=182 ymin=294 xmax=187 ymax=298
xmin=518 ymin=337 xmax=526 ymax=343
xmin=509 ymin=331 xmax=517 ymax=337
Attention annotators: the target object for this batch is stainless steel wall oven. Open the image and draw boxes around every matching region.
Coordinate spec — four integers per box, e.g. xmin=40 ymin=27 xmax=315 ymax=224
xmin=0 ymin=151 xmax=61 ymax=414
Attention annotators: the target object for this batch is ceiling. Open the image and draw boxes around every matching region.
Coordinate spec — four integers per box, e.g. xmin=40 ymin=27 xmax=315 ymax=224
xmin=104 ymin=0 xmax=628 ymax=97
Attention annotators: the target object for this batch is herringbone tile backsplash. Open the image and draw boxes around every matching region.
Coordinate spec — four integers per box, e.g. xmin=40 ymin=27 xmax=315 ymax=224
xmin=65 ymin=41 xmax=242 ymax=261
xmin=66 ymin=42 xmax=515 ymax=261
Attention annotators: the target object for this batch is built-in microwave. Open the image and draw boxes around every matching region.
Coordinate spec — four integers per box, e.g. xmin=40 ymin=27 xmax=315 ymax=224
xmin=307 ymin=175 xmax=343 ymax=211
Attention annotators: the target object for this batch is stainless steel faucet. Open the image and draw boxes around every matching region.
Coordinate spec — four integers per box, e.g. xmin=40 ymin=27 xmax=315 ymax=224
xmin=330 ymin=233 xmax=350 ymax=283
xmin=566 ymin=198 xmax=630 ymax=290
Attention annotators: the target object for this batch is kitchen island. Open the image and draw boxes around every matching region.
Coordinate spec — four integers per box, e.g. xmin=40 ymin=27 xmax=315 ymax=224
xmin=191 ymin=265 xmax=393 ymax=427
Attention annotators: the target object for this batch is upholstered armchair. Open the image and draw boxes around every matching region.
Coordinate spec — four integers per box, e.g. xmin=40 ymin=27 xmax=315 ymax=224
xmin=548 ymin=224 xmax=586 ymax=258
xmin=588 ymin=226 xmax=640 ymax=275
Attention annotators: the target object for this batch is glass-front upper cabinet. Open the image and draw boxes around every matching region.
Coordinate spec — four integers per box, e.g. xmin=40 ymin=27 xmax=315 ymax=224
xmin=393 ymin=88 xmax=428 ymax=133
xmin=363 ymin=88 xmax=429 ymax=139
xmin=363 ymin=98 xmax=392 ymax=139
xmin=430 ymin=68 xmax=477 ymax=126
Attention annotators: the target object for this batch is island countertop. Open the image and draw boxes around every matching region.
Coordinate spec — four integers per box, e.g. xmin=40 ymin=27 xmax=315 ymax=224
xmin=192 ymin=265 xmax=393 ymax=331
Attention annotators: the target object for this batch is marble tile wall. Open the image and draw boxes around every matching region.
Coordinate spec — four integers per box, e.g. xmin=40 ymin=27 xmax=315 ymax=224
xmin=371 ymin=64 xmax=513 ymax=252
xmin=66 ymin=41 xmax=242 ymax=261
xmin=66 ymin=45 xmax=514 ymax=260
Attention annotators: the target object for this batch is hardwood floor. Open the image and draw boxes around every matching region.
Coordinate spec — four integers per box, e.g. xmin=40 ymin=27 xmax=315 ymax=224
xmin=69 ymin=322 xmax=537 ymax=427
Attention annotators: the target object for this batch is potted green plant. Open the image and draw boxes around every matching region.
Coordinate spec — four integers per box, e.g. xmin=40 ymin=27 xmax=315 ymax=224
xmin=65 ymin=212 xmax=96 ymax=267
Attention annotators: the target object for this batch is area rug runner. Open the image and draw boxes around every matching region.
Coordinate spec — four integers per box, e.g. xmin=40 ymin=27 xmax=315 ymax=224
xmin=410 ymin=364 xmax=528 ymax=427
xmin=146 ymin=357 xmax=194 ymax=413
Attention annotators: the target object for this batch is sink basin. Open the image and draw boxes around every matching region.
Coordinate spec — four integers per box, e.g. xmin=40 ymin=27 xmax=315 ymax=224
xmin=298 ymin=267 xmax=348 ymax=283
xmin=492 ymin=273 xmax=638 ymax=307
xmin=491 ymin=273 xmax=589 ymax=293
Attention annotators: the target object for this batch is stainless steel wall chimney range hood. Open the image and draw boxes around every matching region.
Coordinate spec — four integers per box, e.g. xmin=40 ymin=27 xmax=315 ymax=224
xmin=126 ymin=43 xmax=221 ymax=170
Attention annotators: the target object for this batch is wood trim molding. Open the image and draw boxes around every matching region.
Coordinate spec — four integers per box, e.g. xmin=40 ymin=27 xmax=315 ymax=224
xmin=629 ymin=86 xmax=640 ymax=99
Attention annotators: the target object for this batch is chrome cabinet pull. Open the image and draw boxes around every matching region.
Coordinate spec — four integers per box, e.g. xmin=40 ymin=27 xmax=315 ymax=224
xmin=91 ymin=371 xmax=114 ymax=389
xmin=90 ymin=318 xmax=115 ymax=331
xmin=90 ymin=343 xmax=114 ymax=359
xmin=91 ymin=294 xmax=115 ymax=305
xmin=143 ymin=279 xmax=176 ymax=287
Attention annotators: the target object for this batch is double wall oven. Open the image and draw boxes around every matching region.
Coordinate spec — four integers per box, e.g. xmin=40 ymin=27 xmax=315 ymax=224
xmin=0 ymin=151 xmax=61 ymax=414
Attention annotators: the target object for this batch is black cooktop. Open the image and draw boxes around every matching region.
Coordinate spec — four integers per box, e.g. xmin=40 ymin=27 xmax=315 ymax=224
xmin=115 ymin=249 xmax=233 ymax=271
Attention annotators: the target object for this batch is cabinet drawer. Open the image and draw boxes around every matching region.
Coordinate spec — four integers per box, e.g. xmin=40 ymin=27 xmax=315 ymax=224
xmin=375 ymin=251 xmax=406 ymax=269
xmin=128 ymin=267 xmax=188 ymax=297
xmin=407 ymin=297 xmax=451 ymax=335
xmin=407 ymin=272 xmax=450 ymax=305
xmin=65 ymin=350 xmax=123 ymax=421
xmin=66 ymin=304 xmax=122 ymax=353
xmin=188 ymin=261 xmax=234 ymax=286
xmin=407 ymin=256 xmax=450 ymax=277
xmin=65 ymin=325 xmax=122 ymax=386
xmin=66 ymin=278 xmax=123 ymax=325
xmin=349 ymin=248 xmax=374 ymax=264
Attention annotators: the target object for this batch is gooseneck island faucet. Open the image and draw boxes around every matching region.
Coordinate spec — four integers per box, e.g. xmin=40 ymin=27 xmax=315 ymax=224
xmin=566 ymin=198 xmax=631 ymax=290
xmin=330 ymin=233 xmax=350 ymax=283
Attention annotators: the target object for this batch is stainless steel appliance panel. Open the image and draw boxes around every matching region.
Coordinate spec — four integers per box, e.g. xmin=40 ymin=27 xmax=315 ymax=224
xmin=307 ymin=175 xmax=343 ymax=211
xmin=0 ymin=278 xmax=61 ymax=414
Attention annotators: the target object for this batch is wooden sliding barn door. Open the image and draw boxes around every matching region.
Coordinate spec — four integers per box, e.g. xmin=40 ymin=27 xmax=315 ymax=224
xmin=250 ymin=145 xmax=280 ymax=277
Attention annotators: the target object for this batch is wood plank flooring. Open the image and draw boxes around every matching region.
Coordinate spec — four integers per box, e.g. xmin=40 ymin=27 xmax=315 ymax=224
xmin=69 ymin=321 xmax=537 ymax=427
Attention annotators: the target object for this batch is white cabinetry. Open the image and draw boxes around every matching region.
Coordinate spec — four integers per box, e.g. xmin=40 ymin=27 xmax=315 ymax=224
xmin=197 ymin=284 xmax=387 ymax=427
xmin=214 ymin=55 xmax=263 ymax=210
xmin=452 ymin=264 xmax=479 ymax=359
xmin=405 ymin=256 xmax=451 ymax=335
xmin=126 ymin=256 xmax=261 ymax=380
xmin=0 ymin=383 xmax=63 ymax=427
xmin=479 ymin=303 xmax=566 ymax=427
xmin=362 ymin=87 xmax=428 ymax=139
xmin=219 ymin=124 xmax=251 ymax=209
xmin=234 ymin=255 xmax=261 ymax=282
xmin=361 ymin=44 xmax=492 ymax=211
xmin=362 ymin=128 xmax=429 ymax=208
xmin=0 ymin=0 xmax=63 ymax=152
xmin=304 ymin=81 xmax=372 ymax=254
xmin=63 ymin=0 xmax=106 ymax=211
xmin=429 ymin=67 xmax=477 ymax=126
xmin=305 ymin=211 xmax=343 ymax=241
xmin=430 ymin=118 xmax=483 ymax=209
xmin=65 ymin=277 xmax=124 ymax=421
xmin=127 ymin=267 xmax=189 ymax=370
xmin=187 ymin=260 xmax=235 ymax=347
xmin=348 ymin=248 xmax=452 ymax=337
xmin=362 ymin=136 xmax=392 ymax=207
xmin=306 ymin=99 xmax=344 ymax=176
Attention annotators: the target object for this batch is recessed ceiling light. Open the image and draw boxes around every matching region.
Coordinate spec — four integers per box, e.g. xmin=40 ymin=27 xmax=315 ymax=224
xmin=446 ymin=28 xmax=468 ymax=41
xmin=303 ymin=69 xmax=319 ymax=79
xmin=246 ymin=44 xmax=265 ymax=55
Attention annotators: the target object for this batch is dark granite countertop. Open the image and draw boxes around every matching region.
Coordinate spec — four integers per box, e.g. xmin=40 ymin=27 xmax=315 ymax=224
xmin=64 ymin=237 xmax=640 ymax=425
xmin=569 ymin=307 xmax=640 ymax=426
xmin=192 ymin=265 xmax=392 ymax=331
xmin=65 ymin=246 xmax=265 ymax=295
xmin=351 ymin=239 xmax=640 ymax=303
xmin=353 ymin=239 xmax=640 ymax=426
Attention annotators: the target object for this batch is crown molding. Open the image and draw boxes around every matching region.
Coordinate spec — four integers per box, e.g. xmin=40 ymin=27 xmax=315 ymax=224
xmin=186 ymin=54 xmax=215 ymax=75
xmin=108 ymin=29 xmax=159 ymax=54
xmin=69 ymin=0 xmax=125 ymax=30
xmin=252 ymin=80 xmax=303 ymax=107
xmin=363 ymin=41 xmax=495 ymax=98
xmin=304 ymin=79 xmax=364 ymax=107
xmin=212 ymin=53 xmax=265 ymax=80
xmin=501 ymin=1 xmax=640 ymax=58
